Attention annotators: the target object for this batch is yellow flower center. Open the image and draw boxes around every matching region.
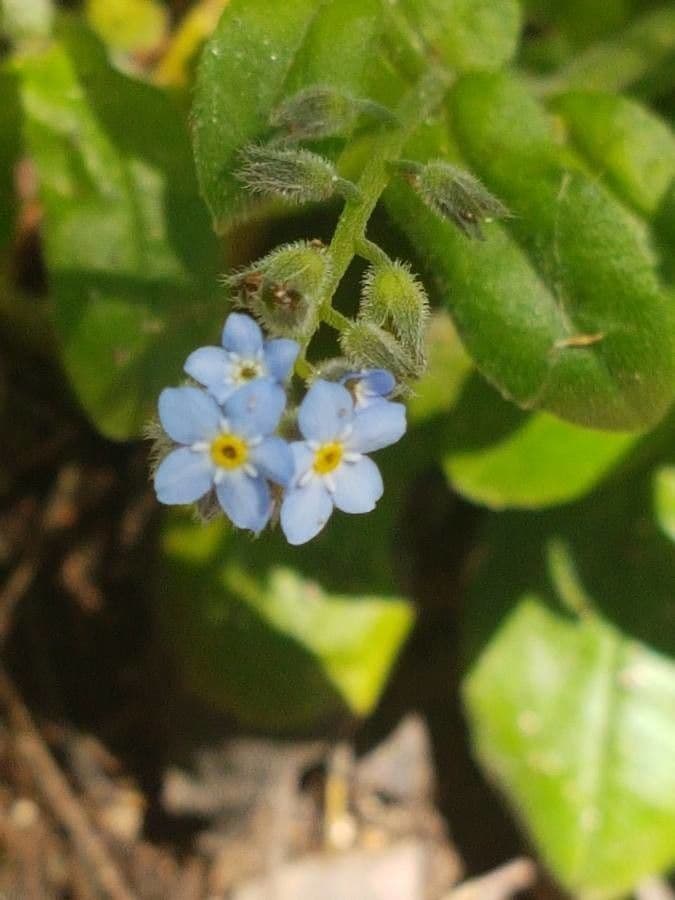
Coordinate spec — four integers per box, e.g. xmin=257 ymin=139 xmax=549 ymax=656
xmin=313 ymin=442 xmax=343 ymax=475
xmin=210 ymin=434 xmax=248 ymax=469
xmin=234 ymin=359 xmax=264 ymax=383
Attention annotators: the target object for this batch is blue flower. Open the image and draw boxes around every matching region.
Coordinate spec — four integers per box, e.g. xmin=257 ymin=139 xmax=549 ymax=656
xmin=280 ymin=380 xmax=406 ymax=545
xmin=154 ymin=380 xmax=293 ymax=534
xmin=341 ymin=368 xmax=396 ymax=410
xmin=185 ymin=312 xmax=299 ymax=404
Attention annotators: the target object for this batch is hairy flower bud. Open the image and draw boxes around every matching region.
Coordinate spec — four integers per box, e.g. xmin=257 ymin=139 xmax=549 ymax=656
xmin=228 ymin=241 xmax=330 ymax=339
xmin=237 ymin=144 xmax=358 ymax=204
xmin=361 ymin=261 xmax=429 ymax=364
xmin=270 ymin=85 xmax=398 ymax=142
xmin=340 ymin=321 xmax=423 ymax=383
xmin=395 ymin=159 xmax=509 ymax=239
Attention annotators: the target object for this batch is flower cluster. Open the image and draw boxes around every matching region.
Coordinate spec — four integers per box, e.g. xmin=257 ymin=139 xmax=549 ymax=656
xmin=153 ymin=313 xmax=406 ymax=544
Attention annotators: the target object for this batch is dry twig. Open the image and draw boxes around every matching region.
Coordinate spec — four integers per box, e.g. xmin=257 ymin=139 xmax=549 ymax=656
xmin=0 ymin=663 xmax=135 ymax=900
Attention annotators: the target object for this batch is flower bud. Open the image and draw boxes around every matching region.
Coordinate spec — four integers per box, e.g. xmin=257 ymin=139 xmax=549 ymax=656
xmin=361 ymin=261 xmax=429 ymax=363
xmin=270 ymin=85 xmax=398 ymax=142
xmin=228 ymin=241 xmax=330 ymax=339
xmin=395 ymin=159 xmax=509 ymax=239
xmin=237 ymin=144 xmax=358 ymax=204
xmin=340 ymin=321 xmax=423 ymax=383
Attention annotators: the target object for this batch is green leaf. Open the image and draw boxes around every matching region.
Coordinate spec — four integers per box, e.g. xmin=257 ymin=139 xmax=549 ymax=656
xmin=463 ymin=467 xmax=675 ymax=897
xmin=17 ymin=21 xmax=224 ymax=440
xmin=397 ymin=0 xmax=521 ymax=71
xmin=192 ymin=0 xmax=387 ymax=228
xmin=386 ymin=75 xmax=675 ymax=432
xmin=654 ymin=465 xmax=675 ymax=542
xmin=538 ymin=6 xmax=675 ymax=96
xmin=553 ymin=91 xmax=675 ymax=218
xmin=159 ymin=507 xmax=415 ymax=731
xmin=440 ymin=374 xmax=636 ymax=509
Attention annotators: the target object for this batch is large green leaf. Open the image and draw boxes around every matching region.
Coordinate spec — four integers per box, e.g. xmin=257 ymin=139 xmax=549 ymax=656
xmin=463 ymin=465 xmax=675 ymax=897
xmin=408 ymin=314 xmax=637 ymax=508
xmin=17 ymin=20 xmax=225 ymax=439
xmin=537 ymin=6 xmax=675 ymax=95
xmin=386 ymin=74 xmax=675 ymax=432
xmin=160 ymin=516 xmax=414 ymax=730
xmin=398 ymin=0 xmax=521 ymax=71
xmin=158 ymin=442 xmax=418 ymax=730
xmin=553 ymin=91 xmax=675 ymax=219
xmin=440 ymin=374 xmax=636 ymax=509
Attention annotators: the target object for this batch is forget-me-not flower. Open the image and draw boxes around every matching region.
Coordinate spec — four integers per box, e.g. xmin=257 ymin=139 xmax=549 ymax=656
xmin=185 ymin=312 xmax=299 ymax=404
xmin=154 ymin=380 xmax=293 ymax=534
xmin=280 ymin=380 xmax=406 ymax=545
xmin=341 ymin=368 xmax=396 ymax=410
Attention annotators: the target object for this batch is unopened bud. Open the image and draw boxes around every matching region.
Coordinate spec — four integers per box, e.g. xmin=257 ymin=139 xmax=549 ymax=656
xmin=228 ymin=241 xmax=330 ymax=339
xmin=237 ymin=144 xmax=358 ymax=204
xmin=361 ymin=261 xmax=429 ymax=363
xmin=340 ymin=321 xmax=422 ymax=383
xmin=271 ymin=85 xmax=398 ymax=142
xmin=395 ymin=159 xmax=509 ymax=239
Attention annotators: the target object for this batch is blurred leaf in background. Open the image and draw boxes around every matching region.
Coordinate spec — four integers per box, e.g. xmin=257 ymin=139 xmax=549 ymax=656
xmin=16 ymin=19 xmax=226 ymax=440
xmin=463 ymin=451 xmax=675 ymax=896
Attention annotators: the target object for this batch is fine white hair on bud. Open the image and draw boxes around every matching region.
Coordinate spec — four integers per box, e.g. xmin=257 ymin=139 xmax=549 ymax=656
xmin=227 ymin=240 xmax=331 ymax=340
xmin=270 ymin=85 xmax=399 ymax=142
xmin=394 ymin=159 xmax=510 ymax=239
xmin=340 ymin=320 xmax=423 ymax=383
xmin=360 ymin=260 xmax=430 ymax=365
xmin=236 ymin=144 xmax=344 ymax=204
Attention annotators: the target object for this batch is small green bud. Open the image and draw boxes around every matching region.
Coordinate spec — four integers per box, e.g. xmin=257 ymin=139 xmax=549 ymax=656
xmin=361 ymin=261 xmax=429 ymax=364
xmin=340 ymin=321 xmax=423 ymax=383
xmin=228 ymin=240 xmax=330 ymax=339
xmin=395 ymin=159 xmax=509 ymax=239
xmin=237 ymin=145 xmax=358 ymax=204
xmin=270 ymin=85 xmax=398 ymax=142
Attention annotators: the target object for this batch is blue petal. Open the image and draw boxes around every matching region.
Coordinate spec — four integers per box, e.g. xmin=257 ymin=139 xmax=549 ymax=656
xmin=280 ymin=478 xmax=334 ymax=545
xmin=347 ymin=402 xmax=406 ymax=453
xmin=250 ymin=436 xmax=294 ymax=486
xmin=298 ymin=380 xmax=353 ymax=442
xmin=158 ymin=387 xmax=222 ymax=445
xmin=216 ymin=470 xmax=271 ymax=533
xmin=362 ymin=369 xmax=395 ymax=398
xmin=289 ymin=441 xmax=314 ymax=483
xmin=221 ymin=312 xmax=263 ymax=356
xmin=184 ymin=346 xmax=231 ymax=390
xmin=264 ymin=338 xmax=299 ymax=382
xmin=224 ymin=380 xmax=286 ymax=438
xmin=333 ymin=457 xmax=383 ymax=514
xmin=343 ymin=368 xmax=395 ymax=400
xmin=154 ymin=448 xmax=213 ymax=504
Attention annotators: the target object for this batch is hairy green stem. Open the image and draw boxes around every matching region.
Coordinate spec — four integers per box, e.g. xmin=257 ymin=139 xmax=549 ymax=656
xmin=355 ymin=237 xmax=392 ymax=268
xmin=317 ymin=68 xmax=451 ymax=328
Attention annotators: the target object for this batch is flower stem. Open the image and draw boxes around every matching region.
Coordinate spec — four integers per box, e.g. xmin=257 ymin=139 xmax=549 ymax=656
xmin=355 ymin=237 xmax=391 ymax=268
xmin=322 ymin=306 xmax=351 ymax=333
xmin=317 ymin=68 xmax=451 ymax=332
